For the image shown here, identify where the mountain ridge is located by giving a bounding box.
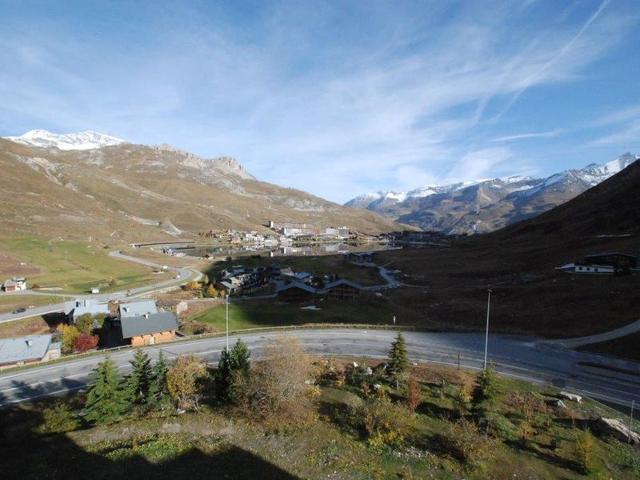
[346,153,638,234]
[0,133,399,242]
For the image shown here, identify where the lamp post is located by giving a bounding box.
[483,289,492,371]
[225,293,230,351]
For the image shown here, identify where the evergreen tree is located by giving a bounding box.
[84,358,125,424]
[121,350,153,409]
[148,351,170,406]
[216,339,251,401]
[471,364,499,422]
[388,332,409,387]
[229,338,251,374]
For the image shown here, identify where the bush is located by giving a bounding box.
[437,418,496,468]
[74,333,99,353]
[406,376,422,412]
[166,355,208,411]
[57,324,81,354]
[236,336,318,427]
[36,402,80,434]
[573,429,596,474]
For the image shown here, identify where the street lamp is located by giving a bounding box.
[225,293,230,351]
[483,288,492,371]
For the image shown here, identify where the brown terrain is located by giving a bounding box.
[0,139,398,243]
[377,159,640,339]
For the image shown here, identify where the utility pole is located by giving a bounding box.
[483,289,492,371]
[629,400,636,444]
[225,293,230,351]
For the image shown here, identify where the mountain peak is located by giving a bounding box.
[4,129,126,150]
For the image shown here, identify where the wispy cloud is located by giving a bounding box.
[589,120,640,146]
[0,0,637,202]
[492,129,564,142]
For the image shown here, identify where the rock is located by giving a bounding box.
[556,400,567,409]
[365,367,373,375]
[593,417,640,445]
[559,391,582,403]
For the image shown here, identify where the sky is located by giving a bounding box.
[0,0,639,203]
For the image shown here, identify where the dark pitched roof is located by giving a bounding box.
[120,312,178,339]
[324,279,363,290]
[276,282,318,294]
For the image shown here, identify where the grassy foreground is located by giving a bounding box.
[2,361,638,480]
[186,298,407,332]
[0,237,164,293]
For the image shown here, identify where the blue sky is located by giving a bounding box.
[1,0,639,202]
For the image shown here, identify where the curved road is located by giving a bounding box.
[0,251,201,324]
[1,329,639,408]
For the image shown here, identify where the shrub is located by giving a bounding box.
[166,355,208,411]
[57,324,81,354]
[573,429,596,474]
[237,336,317,427]
[406,376,422,412]
[75,313,95,335]
[437,418,496,468]
[74,333,99,353]
[37,402,80,434]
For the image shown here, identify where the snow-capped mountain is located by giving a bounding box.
[4,129,126,150]
[345,153,639,234]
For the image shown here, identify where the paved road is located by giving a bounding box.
[1,329,639,408]
[545,318,640,349]
[0,252,201,324]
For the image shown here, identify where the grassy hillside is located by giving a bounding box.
[0,236,161,293]
[0,139,398,242]
[371,161,640,338]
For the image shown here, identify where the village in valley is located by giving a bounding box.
[0,218,408,370]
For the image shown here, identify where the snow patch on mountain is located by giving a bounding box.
[346,153,638,210]
[5,129,126,150]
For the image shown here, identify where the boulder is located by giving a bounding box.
[559,391,582,403]
[593,417,640,445]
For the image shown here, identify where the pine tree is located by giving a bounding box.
[84,358,125,424]
[388,332,409,387]
[229,338,251,374]
[471,364,499,422]
[121,350,153,410]
[216,339,251,401]
[148,351,169,406]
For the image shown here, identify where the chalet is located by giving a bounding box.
[276,282,317,303]
[64,299,111,323]
[120,300,158,318]
[583,252,637,274]
[0,335,61,369]
[2,277,27,292]
[120,311,178,347]
[557,252,638,276]
[324,279,363,300]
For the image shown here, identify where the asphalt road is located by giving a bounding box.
[1,329,639,408]
[0,251,200,324]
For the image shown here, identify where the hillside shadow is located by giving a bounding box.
[1,402,301,480]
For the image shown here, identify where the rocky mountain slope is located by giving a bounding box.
[0,131,398,242]
[346,153,638,234]
[375,156,640,338]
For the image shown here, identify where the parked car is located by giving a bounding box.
[12,307,26,314]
